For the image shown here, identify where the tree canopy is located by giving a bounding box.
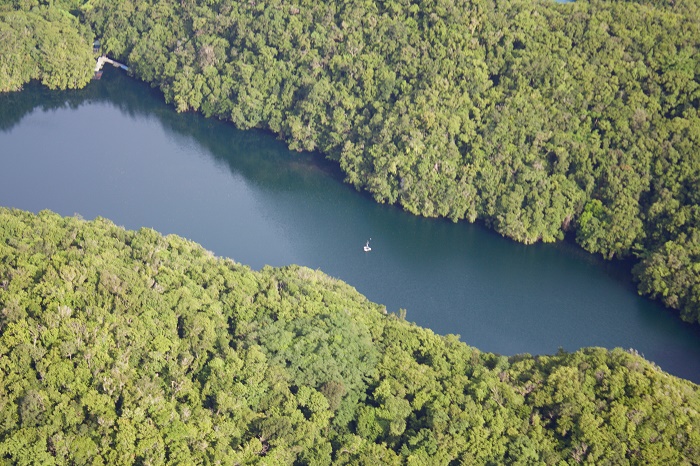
[0,207,699,464]
[0,1,94,92]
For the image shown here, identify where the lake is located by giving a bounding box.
[1,69,699,382]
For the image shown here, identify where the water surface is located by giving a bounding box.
[1,70,698,382]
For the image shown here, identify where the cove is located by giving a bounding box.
[1,70,699,383]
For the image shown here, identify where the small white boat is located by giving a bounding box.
[364,239,371,252]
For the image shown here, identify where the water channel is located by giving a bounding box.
[1,70,698,382]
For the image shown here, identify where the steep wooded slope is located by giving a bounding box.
[1,208,698,464]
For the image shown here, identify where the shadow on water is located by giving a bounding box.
[2,69,699,383]
[1,73,346,192]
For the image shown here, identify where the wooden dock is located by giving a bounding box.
[93,56,129,79]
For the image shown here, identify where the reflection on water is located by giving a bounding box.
[1,70,699,383]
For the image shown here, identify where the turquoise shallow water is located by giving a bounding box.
[1,70,698,382]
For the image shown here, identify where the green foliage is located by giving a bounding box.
[634,229,700,323]
[0,3,94,92]
[0,207,698,464]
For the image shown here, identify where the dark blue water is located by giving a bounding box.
[1,70,698,382]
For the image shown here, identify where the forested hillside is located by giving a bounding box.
[0,1,93,92]
[1,0,699,324]
[0,207,698,464]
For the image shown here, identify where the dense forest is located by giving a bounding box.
[0,207,698,464]
[1,0,699,324]
[0,1,93,92]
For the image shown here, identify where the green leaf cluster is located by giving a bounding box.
[0,2,94,92]
[1,207,698,464]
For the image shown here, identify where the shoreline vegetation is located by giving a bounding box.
[0,207,698,463]
[1,0,699,327]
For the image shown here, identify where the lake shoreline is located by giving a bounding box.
[2,70,699,382]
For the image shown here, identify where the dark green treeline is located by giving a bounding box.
[1,0,699,323]
[0,207,699,464]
